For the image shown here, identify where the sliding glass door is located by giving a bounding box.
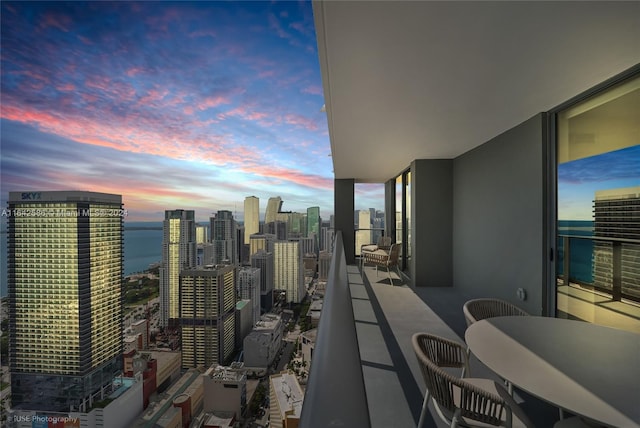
[555,73,639,332]
[395,170,411,273]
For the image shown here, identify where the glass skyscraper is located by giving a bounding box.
[160,209,196,328]
[7,191,124,412]
[244,196,259,245]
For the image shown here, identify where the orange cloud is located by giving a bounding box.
[2,104,331,190]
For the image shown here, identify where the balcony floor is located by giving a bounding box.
[352,263,562,428]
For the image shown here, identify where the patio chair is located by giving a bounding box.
[462,298,529,383]
[412,332,535,428]
[363,243,401,285]
[463,298,529,327]
[360,235,392,268]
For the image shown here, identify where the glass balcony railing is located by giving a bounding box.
[557,235,640,302]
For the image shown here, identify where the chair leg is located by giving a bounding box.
[450,409,461,428]
[417,391,430,428]
[462,347,471,377]
[388,267,394,285]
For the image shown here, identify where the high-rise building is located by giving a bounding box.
[160,209,196,328]
[7,191,124,411]
[249,233,276,257]
[244,196,259,245]
[307,206,320,238]
[321,220,334,252]
[274,241,305,304]
[251,250,274,312]
[318,250,332,282]
[592,187,640,299]
[265,197,283,224]
[211,210,237,265]
[266,220,288,241]
[179,265,236,369]
[238,267,261,326]
[307,206,321,253]
[355,210,372,256]
[288,212,305,237]
[196,225,209,244]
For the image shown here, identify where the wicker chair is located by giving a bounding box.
[360,235,392,268]
[462,298,529,382]
[463,298,529,328]
[412,332,534,428]
[363,243,401,285]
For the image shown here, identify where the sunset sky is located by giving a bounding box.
[0,1,367,222]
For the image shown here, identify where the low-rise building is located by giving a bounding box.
[7,375,143,428]
[243,314,284,368]
[306,300,322,328]
[203,362,247,418]
[269,372,304,428]
[201,411,236,428]
[300,329,317,372]
[134,369,203,428]
[235,299,253,350]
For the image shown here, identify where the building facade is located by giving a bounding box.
[237,267,261,326]
[244,196,260,245]
[251,249,275,312]
[274,241,305,304]
[202,363,247,418]
[160,209,196,328]
[269,372,304,428]
[265,197,283,224]
[7,191,124,412]
[210,210,237,265]
[249,233,276,257]
[592,186,640,300]
[179,265,236,369]
[242,314,283,368]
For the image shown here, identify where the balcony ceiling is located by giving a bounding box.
[313,1,640,182]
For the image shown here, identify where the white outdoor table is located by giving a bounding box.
[465,316,640,428]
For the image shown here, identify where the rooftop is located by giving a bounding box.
[271,372,304,419]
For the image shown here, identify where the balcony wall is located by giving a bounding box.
[452,113,547,315]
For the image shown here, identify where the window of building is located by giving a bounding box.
[556,73,639,332]
[394,170,411,273]
[354,183,385,256]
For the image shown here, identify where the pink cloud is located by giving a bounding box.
[77,35,93,45]
[126,67,145,77]
[302,85,322,95]
[268,13,290,40]
[284,113,318,131]
[189,29,217,39]
[197,96,230,111]
[85,75,112,91]
[139,89,169,105]
[258,70,276,79]
[289,22,311,37]
[40,11,71,32]
[57,83,76,92]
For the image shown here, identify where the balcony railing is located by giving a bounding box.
[557,235,640,302]
[299,230,370,427]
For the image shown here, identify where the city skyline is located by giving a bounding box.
[0,1,360,222]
